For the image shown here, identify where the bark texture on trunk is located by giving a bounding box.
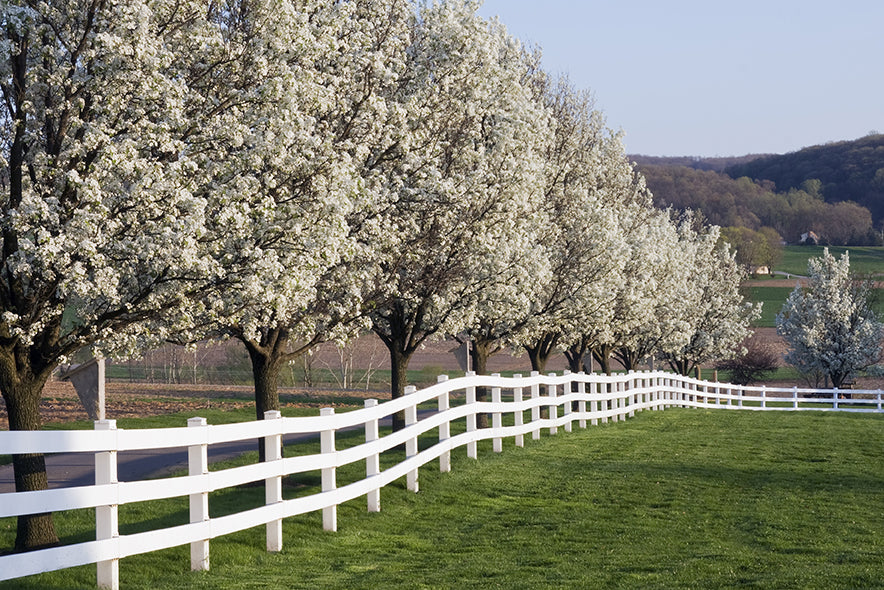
[615,348,641,372]
[239,326,315,462]
[470,338,500,428]
[0,349,60,551]
[388,344,410,432]
[524,332,559,374]
[591,344,614,375]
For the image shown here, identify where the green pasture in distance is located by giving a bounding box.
[746,286,793,327]
[746,285,884,328]
[776,245,884,277]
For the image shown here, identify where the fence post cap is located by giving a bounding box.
[264,410,281,420]
[94,419,117,430]
[320,407,335,416]
[187,417,206,427]
[364,398,378,407]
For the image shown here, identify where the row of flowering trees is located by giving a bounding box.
[0,0,756,550]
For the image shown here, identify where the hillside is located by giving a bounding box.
[636,163,876,245]
[630,154,770,173]
[724,133,884,223]
[632,135,884,246]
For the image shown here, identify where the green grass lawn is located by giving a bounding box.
[746,286,794,327]
[776,245,884,277]
[3,409,882,589]
[745,284,884,328]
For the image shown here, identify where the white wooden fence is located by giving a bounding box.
[1,370,882,588]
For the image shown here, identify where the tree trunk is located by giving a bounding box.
[591,344,614,375]
[668,357,693,377]
[563,339,590,406]
[470,338,497,428]
[0,358,60,551]
[241,331,287,463]
[372,301,427,433]
[564,337,590,374]
[524,332,559,374]
[615,347,641,372]
[247,347,283,420]
[388,344,411,432]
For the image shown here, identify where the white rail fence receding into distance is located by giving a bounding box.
[1,370,882,588]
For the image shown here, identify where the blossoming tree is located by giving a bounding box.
[518,80,635,374]
[776,248,884,388]
[366,1,551,428]
[663,214,760,376]
[0,0,300,550]
[198,0,412,435]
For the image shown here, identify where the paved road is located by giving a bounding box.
[0,432,317,493]
[0,412,427,493]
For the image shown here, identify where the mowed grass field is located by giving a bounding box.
[3,408,882,589]
[746,246,884,327]
[776,245,884,277]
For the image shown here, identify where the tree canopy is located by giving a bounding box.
[639,163,877,246]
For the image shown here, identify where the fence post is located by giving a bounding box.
[562,371,573,433]
[548,374,558,435]
[792,386,799,410]
[601,381,610,424]
[320,407,337,531]
[620,378,635,421]
[628,371,636,418]
[590,380,599,425]
[405,385,419,492]
[95,419,119,590]
[492,374,503,452]
[761,385,767,409]
[531,371,541,440]
[833,388,839,410]
[513,374,524,447]
[466,371,478,459]
[578,375,587,428]
[437,375,451,472]
[878,390,882,412]
[264,410,283,552]
[187,416,210,572]
[365,399,381,511]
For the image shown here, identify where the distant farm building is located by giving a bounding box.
[799,231,820,245]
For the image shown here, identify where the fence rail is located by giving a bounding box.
[1,370,881,588]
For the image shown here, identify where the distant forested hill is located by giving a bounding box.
[635,159,878,246]
[631,154,770,173]
[723,134,884,223]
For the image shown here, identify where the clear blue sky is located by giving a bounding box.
[477,0,883,157]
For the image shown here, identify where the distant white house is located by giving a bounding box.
[751,266,770,275]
